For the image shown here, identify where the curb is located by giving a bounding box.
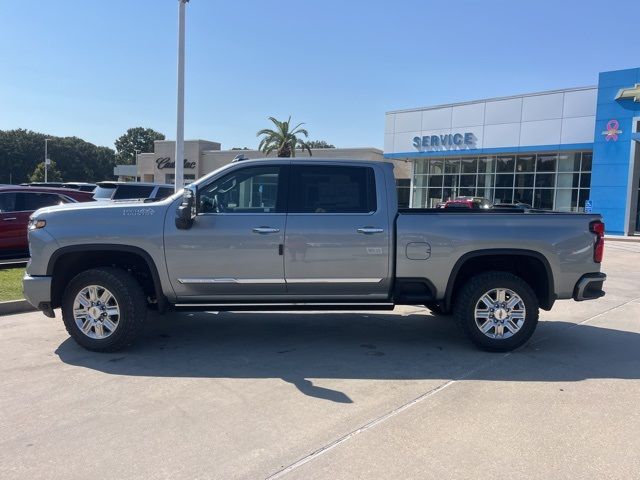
[605,235,640,243]
[0,299,36,316]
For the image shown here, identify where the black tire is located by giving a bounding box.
[62,267,147,352]
[454,271,539,352]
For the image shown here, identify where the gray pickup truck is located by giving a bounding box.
[23,159,606,352]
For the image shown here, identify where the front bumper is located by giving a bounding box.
[573,272,606,301]
[22,274,54,317]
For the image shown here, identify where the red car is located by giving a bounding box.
[444,196,492,209]
[0,186,94,257]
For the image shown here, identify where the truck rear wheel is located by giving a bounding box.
[61,267,147,352]
[454,271,539,351]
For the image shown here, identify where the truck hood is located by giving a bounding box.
[32,198,173,217]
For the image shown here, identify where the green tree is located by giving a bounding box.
[306,140,335,149]
[257,116,311,157]
[29,160,63,182]
[114,127,165,165]
[0,129,117,184]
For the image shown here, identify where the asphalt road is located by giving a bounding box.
[1,243,639,479]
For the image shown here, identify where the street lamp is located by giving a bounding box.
[44,138,52,182]
[174,0,189,191]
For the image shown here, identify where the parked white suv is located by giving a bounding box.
[92,182,175,202]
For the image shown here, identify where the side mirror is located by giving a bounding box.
[175,186,197,230]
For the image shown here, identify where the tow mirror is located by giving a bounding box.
[175,185,197,230]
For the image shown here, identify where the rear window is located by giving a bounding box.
[93,186,116,199]
[288,165,377,213]
[155,187,174,199]
[112,185,155,200]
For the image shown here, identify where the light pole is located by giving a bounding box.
[174,0,189,191]
[44,138,51,182]
[134,149,141,182]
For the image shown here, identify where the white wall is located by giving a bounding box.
[385,87,597,154]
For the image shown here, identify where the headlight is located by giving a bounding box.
[28,218,46,230]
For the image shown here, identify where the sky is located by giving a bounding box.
[1,0,638,151]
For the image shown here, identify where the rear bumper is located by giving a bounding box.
[22,274,54,317]
[573,272,606,301]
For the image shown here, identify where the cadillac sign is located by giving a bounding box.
[156,157,196,170]
[413,132,477,151]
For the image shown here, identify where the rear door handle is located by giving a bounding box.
[252,226,280,234]
[357,227,384,234]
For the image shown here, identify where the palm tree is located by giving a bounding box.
[256,116,312,157]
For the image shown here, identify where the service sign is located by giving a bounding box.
[413,132,478,152]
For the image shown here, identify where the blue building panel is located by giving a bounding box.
[590,68,640,235]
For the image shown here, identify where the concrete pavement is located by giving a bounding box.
[1,243,639,479]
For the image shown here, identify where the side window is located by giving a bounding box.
[156,187,174,199]
[0,193,17,213]
[22,192,65,211]
[199,166,282,214]
[289,165,377,213]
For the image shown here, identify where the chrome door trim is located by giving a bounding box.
[286,278,383,284]
[178,278,285,284]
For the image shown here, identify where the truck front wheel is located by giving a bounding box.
[454,271,539,351]
[61,267,147,352]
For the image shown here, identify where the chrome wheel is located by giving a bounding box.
[474,288,526,339]
[73,285,120,339]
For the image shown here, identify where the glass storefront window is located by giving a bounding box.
[461,158,478,173]
[536,154,557,172]
[478,156,495,173]
[516,155,535,172]
[415,160,429,175]
[558,153,580,172]
[460,174,476,188]
[494,189,513,204]
[429,175,443,187]
[535,173,555,188]
[514,188,533,205]
[429,160,444,175]
[445,158,460,174]
[555,189,573,211]
[412,188,427,208]
[414,175,429,188]
[409,151,591,211]
[515,174,534,188]
[534,189,554,209]
[496,174,514,188]
[496,155,515,173]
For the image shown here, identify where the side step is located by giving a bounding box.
[172,302,395,312]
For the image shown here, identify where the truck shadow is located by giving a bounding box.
[55,311,640,403]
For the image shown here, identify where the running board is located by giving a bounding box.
[172,302,395,312]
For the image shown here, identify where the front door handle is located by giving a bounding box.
[3,217,17,221]
[252,226,280,234]
[357,227,384,234]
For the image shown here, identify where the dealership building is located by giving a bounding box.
[384,67,640,235]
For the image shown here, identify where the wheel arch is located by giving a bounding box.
[443,249,556,312]
[47,244,167,312]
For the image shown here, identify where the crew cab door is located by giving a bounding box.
[164,165,288,299]
[284,164,391,299]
